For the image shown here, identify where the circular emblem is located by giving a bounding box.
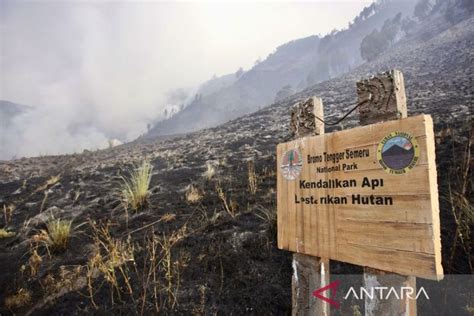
[377,131,419,174]
[281,148,303,180]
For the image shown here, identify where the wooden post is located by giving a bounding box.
[357,69,417,315]
[290,97,330,316]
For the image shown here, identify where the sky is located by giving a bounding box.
[0,0,372,159]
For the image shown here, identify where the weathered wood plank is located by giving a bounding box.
[357,69,407,125]
[292,254,330,316]
[337,220,435,254]
[277,113,442,278]
[358,69,418,316]
[336,196,433,223]
[289,97,331,316]
[337,243,436,277]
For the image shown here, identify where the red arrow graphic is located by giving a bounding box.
[312,280,341,309]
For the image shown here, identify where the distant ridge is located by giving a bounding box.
[145,0,416,139]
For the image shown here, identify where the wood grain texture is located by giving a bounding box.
[359,69,418,316]
[290,97,324,138]
[289,97,331,316]
[357,69,406,125]
[291,254,330,316]
[277,114,443,280]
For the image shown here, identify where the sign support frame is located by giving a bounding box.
[290,97,330,316]
[357,69,417,316]
[278,69,434,316]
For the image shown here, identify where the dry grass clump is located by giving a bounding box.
[45,218,72,252]
[198,207,221,227]
[3,203,15,225]
[87,222,135,306]
[86,223,188,311]
[157,227,188,309]
[161,213,177,223]
[28,248,43,277]
[185,185,203,204]
[4,288,31,310]
[203,163,216,180]
[230,198,238,215]
[215,183,235,218]
[255,205,277,238]
[140,226,188,313]
[40,266,85,301]
[247,160,258,195]
[445,128,473,273]
[0,228,15,239]
[121,161,153,211]
[40,191,49,213]
[159,234,178,308]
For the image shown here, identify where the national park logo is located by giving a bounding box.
[281,148,303,180]
[377,131,420,174]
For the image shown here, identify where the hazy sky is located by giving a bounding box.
[0,0,372,158]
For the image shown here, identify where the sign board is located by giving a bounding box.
[277,115,443,280]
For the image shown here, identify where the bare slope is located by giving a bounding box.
[146,0,416,138]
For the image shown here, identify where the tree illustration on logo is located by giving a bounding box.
[281,149,303,180]
[289,150,294,166]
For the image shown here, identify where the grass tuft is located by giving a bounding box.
[161,213,177,223]
[203,163,216,180]
[121,161,153,211]
[158,227,187,309]
[247,160,258,195]
[87,222,135,307]
[185,185,203,204]
[28,249,42,277]
[3,204,15,225]
[216,183,235,218]
[45,218,72,252]
[255,205,277,239]
[0,228,15,239]
[444,127,473,273]
[4,288,31,310]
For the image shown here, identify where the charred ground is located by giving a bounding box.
[0,13,473,316]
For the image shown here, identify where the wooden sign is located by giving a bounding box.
[277,114,443,280]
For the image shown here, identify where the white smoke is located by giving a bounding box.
[0,1,370,160]
[0,3,169,159]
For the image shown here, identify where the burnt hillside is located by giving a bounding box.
[145,0,417,138]
[0,11,473,316]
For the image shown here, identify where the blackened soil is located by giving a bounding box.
[0,14,473,316]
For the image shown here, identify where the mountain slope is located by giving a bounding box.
[0,4,472,315]
[146,0,416,138]
[0,100,31,118]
